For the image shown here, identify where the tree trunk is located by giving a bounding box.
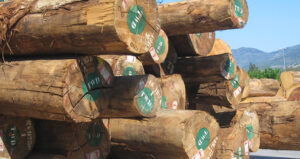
[34,119,110,159]
[1,0,160,56]
[138,29,169,65]
[0,116,35,159]
[240,101,300,150]
[207,39,232,56]
[100,55,145,76]
[159,74,186,110]
[108,109,219,159]
[280,71,300,92]
[174,53,237,84]
[170,32,215,57]
[158,0,248,36]
[246,78,280,97]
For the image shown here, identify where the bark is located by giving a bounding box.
[159,74,186,110]
[246,78,280,97]
[158,0,249,36]
[1,0,160,56]
[0,115,36,159]
[207,39,232,56]
[240,101,300,150]
[108,109,219,159]
[170,32,215,56]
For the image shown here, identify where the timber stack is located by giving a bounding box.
[6,0,298,158]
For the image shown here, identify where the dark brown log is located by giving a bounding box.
[246,78,280,97]
[26,152,66,159]
[34,119,110,159]
[0,116,35,159]
[174,53,237,84]
[207,39,232,56]
[240,101,300,150]
[170,32,215,57]
[158,0,249,36]
[108,110,219,159]
[159,74,186,110]
[1,0,160,56]
[100,55,145,76]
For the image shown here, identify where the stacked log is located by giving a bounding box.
[207,39,232,56]
[246,78,280,97]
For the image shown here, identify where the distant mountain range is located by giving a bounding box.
[232,44,300,70]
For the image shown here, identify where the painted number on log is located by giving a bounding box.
[86,123,102,147]
[235,0,244,17]
[232,146,244,159]
[138,87,155,114]
[5,125,19,147]
[154,35,166,55]
[123,67,136,76]
[86,150,101,159]
[195,33,202,38]
[0,130,4,151]
[160,96,168,109]
[246,124,254,140]
[222,59,235,79]
[82,72,101,101]
[127,5,146,34]
[195,127,210,150]
[231,74,239,89]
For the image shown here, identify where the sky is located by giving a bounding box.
[162,0,300,52]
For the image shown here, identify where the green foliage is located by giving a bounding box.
[247,63,281,80]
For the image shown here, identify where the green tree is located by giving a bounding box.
[247,63,281,80]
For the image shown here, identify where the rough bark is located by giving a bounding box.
[0,116,35,159]
[240,101,300,150]
[34,119,110,159]
[108,109,219,159]
[174,53,237,84]
[1,0,160,56]
[100,55,145,76]
[246,78,280,97]
[170,32,215,57]
[159,74,186,110]
[158,0,249,36]
[280,71,300,92]
[207,39,232,56]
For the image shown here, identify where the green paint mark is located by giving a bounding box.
[246,124,254,140]
[234,146,244,159]
[195,127,210,150]
[160,96,168,109]
[82,72,101,101]
[195,33,202,38]
[123,67,136,76]
[127,5,146,35]
[137,87,155,114]
[235,0,244,17]
[86,123,102,147]
[154,35,166,55]
[5,125,19,147]
[223,59,235,78]
[231,74,239,89]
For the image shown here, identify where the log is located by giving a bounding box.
[207,39,232,56]
[287,84,300,101]
[240,101,300,150]
[27,153,66,159]
[34,119,110,159]
[280,71,300,91]
[159,74,186,109]
[238,67,250,99]
[0,116,35,159]
[241,96,287,103]
[100,55,145,76]
[174,53,237,84]
[158,0,249,36]
[108,109,219,159]
[246,78,280,97]
[170,32,215,57]
[138,29,169,65]
[1,0,160,56]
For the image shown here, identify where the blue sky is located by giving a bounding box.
[162,0,300,52]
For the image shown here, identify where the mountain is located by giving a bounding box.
[232,44,300,70]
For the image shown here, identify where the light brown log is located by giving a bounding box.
[280,71,300,92]
[100,55,145,76]
[108,109,219,159]
[138,29,169,65]
[159,74,186,110]
[241,96,287,103]
[246,78,280,97]
[158,0,249,36]
[238,67,250,99]
[35,119,110,159]
[240,101,300,150]
[207,39,232,56]
[26,152,66,159]
[1,0,160,56]
[170,32,215,57]
[174,53,237,84]
[287,84,300,101]
[0,116,35,159]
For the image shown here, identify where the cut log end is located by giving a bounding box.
[230,0,249,28]
[207,39,232,56]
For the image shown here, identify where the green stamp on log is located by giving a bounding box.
[138,87,155,114]
[223,59,235,79]
[123,67,136,76]
[86,123,102,147]
[246,124,254,140]
[160,96,168,109]
[82,72,101,101]
[234,146,244,159]
[154,35,166,55]
[5,125,19,147]
[195,33,202,38]
[127,5,146,35]
[235,0,244,17]
[195,127,210,150]
[231,74,239,89]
